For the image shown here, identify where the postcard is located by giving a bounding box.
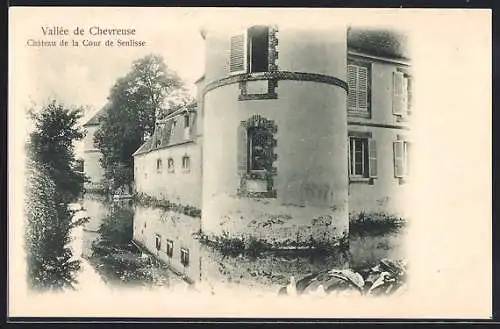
[8,7,492,319]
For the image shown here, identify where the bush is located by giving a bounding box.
[133,192,201,218]
[349,212,406,236]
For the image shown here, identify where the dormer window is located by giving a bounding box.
[183,113,190,140]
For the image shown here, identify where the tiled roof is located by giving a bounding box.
[83,103,110,127]
[132,108,197,157]
[348,27,410,61]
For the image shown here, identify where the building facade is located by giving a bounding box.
[82,104,108,190]
[131,25,412,269]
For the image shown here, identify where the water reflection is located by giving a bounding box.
[78,193,404,293]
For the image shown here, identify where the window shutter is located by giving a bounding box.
[404,141,411,176]
[407,77,413,115]
[368,138,377,178]
[347,65,358,111]
[347,137,352,176]
[230,34,246,73]
[392,71,404,116]
[237,125,248,175]
[402,76,409,116]
[358,66,368,111]
[393,140,404,178]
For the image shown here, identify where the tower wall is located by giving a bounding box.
[201,26,349,246]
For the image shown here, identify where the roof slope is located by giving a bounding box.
[348,27,410,61]
[133,108,197,157]
[83,103,110,127]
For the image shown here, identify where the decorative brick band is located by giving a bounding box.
[238,79,279,101]
[268,25,279,72]
[203,71,348,97]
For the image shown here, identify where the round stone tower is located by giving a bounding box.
[200,24,349,247]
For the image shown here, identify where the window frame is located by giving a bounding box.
[247,126,273,175]
[156,158,163,172]
[348,137,369,178]
[180,248,190,267]
[166,239,174,257]
[347,58,372,118]
[167,157,175,173]
[247,25,270,74]
[182,155,191,172]
[155,234,161,251]
[393,67,413,120]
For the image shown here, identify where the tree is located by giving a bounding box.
[94,54,194,191]
[25,100,88,291]
[28,100,87,204]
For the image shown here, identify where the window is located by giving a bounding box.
[394,140,411,178]
[230,26,270,74]
[182,155,190,171]
[237,115,278,198]
[347,61,370,116]
[248,127,273,172]
[349,137,368,177]
[167,158,174,173]
[155,234,161,251]
[155,123,163,147]
[180,248,189,267]
[393,70,413,117]
[156,159,162,171]
[166,239,173,257]
[247,26,269,73]
[183,114,190,140]
[348,135,377,179]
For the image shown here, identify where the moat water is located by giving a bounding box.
[71,193,406,294]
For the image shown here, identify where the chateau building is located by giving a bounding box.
[131,25,412,250]
[83,25,412,276]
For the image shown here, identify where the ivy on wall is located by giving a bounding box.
[133,192,201,218]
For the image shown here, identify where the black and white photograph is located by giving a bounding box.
[8,7,491,319]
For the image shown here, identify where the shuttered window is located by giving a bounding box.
[347,64,369,113]
[248,26,269,73]
[166,239,173,257]
[368,138,377,178]
[348,136,377,179]
[394,140,410,178]
[349,137,368,178]
[393,71,412,117]
[180,248,190,267]
[230,34,246,74]
[230,26,270,74]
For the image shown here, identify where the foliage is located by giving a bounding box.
[28,100,87,203]
[134,192,201,218]
[94,54,194,190]
[25,100,89,291]
[349,212,406,236]
[89,204,171,286]
[97,206,134,246]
